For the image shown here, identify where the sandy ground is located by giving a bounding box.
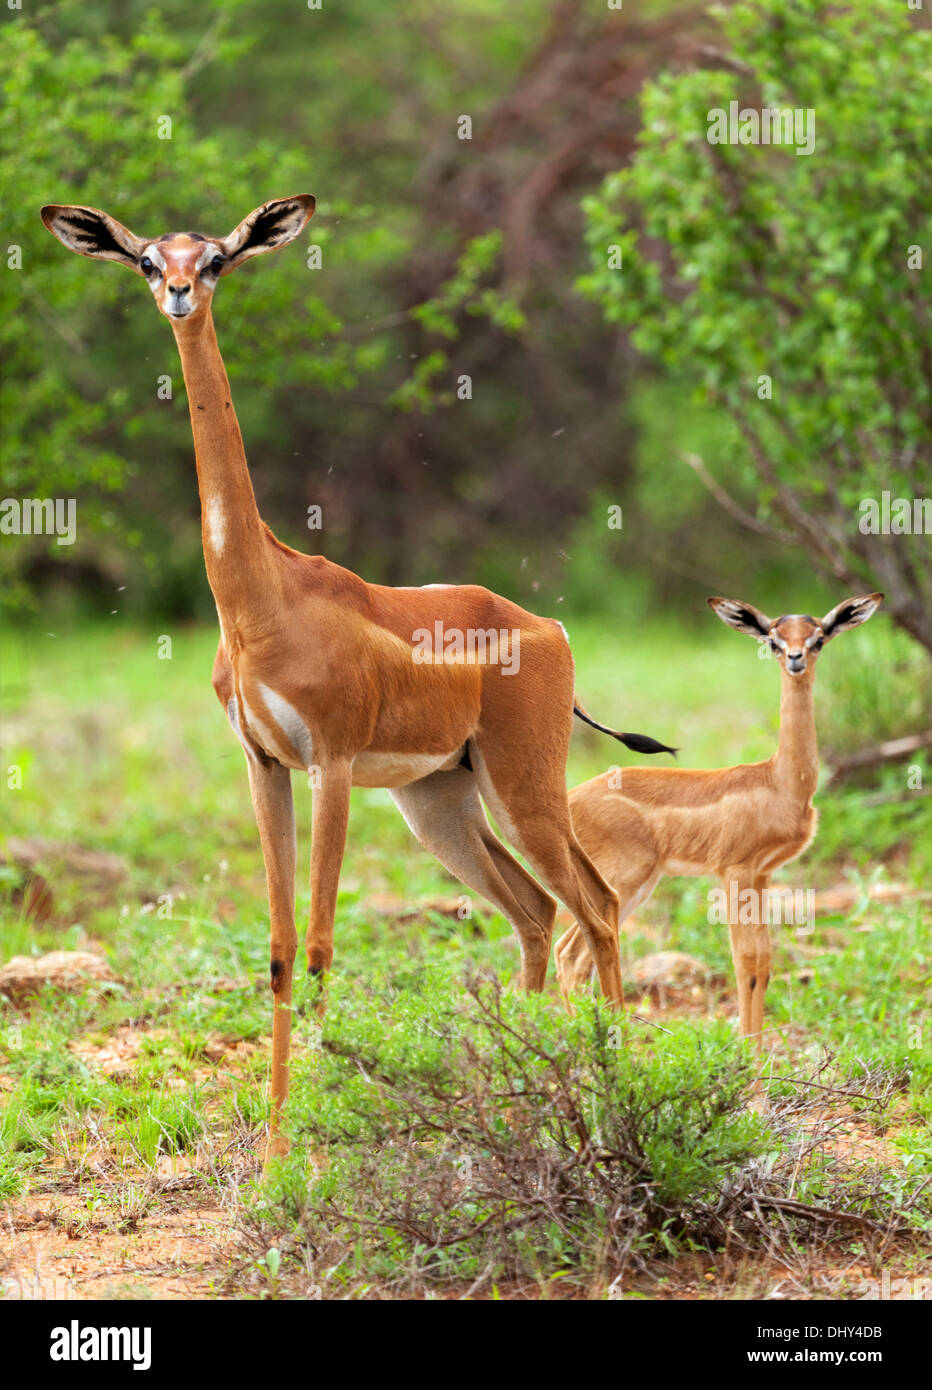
[3,1182,235,1300]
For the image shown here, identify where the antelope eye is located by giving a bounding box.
[140,256,155,275]
[210,255,224,274]
[812,637,823,651]
[769,638,779,652]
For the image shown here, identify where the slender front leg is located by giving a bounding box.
[246,757,297,1163]
[748,874,773,1048]
[723,868,772,1052]
[305,758,352,999]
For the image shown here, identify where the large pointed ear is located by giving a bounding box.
[218,195,315,272]
[707,596,773,638]
[40,204,147,270]
[820,592,884,641]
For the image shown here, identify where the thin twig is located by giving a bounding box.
[683,453,796,543]
[630,1012,674,1035]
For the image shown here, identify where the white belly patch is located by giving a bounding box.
[352,749,459,788]
[228,680,461,787]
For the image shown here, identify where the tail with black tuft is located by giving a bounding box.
[573,700,678,757]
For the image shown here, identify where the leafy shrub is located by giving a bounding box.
[248,972,766,1292]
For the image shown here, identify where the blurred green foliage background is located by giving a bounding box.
[1,0,929,661]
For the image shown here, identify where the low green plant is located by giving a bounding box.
[247,973,767,1293]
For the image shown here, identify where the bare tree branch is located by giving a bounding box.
[683,453,796,543]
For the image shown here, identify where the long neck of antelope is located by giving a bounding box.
[773,668,819,801]
[171,310,278,622]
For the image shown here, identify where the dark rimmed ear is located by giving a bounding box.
[40,205,147,270]
[219,195,315,273]
[707,596,773,638]
[820,592,884,640]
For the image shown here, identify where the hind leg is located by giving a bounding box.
[471,744,624,1005]
[391,764,557,990]
[555,871,660,1001]
[553,918,596,996]
[555,793,660,1000]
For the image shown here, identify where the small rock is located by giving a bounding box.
[631,951,709,989]
[0,950,118,1004]
[366,893,469,923]
[4,838,127,883]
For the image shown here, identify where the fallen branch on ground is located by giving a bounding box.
[825,730,932,788]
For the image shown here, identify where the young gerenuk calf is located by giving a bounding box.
[556,594,884,1049]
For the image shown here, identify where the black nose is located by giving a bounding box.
[788,650,802,659]
[168,282,190,295]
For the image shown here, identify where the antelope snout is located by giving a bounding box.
[163,282,195,319]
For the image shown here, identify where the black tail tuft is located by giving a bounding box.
[618,730,679,756]
[573,703,678,757]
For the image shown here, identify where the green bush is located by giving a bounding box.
[580,0,932,656]
[250,972,767,1291]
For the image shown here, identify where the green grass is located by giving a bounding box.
[0,612,929,1295]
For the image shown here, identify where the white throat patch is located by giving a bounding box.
[205,496,226,554]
